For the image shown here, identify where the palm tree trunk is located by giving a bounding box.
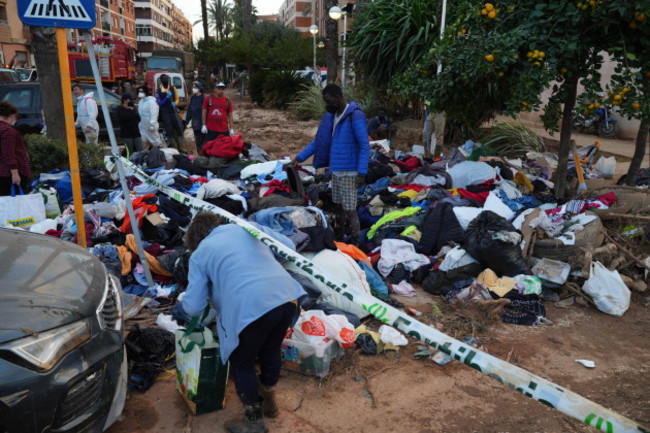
[554,76,579,199]
[325,0,339,84]
[625,76,650,186]
[242,0,252,33]
[31,27,66,141]
[201,0,209,42]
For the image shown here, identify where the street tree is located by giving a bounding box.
[394,0,629,197]
[324,0,339,84]
[595,2,650,186]
[30,27,66,141]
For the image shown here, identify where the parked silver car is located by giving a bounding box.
[0,228,127,432]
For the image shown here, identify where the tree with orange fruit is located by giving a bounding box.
[393,0,637,197]
[591,2,650,186]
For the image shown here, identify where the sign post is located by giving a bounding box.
[18,0,98,248]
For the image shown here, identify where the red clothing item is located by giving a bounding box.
[0,121,31,178]
[121,194,158,233]
[457,189,489,204]
[262,179,290,197]
[392,156,420,172]
[202,95,232,132]
[595,192,618,207]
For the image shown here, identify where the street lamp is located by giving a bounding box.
[309,24,318,80]
[329,5,347,86]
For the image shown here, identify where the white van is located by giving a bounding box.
[154,72,188,109]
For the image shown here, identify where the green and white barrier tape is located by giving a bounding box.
[119,156,647,433]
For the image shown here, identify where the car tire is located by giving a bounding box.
[532,211,604,262]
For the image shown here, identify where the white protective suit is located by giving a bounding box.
[138,96,161,146]
[75,92,99,143]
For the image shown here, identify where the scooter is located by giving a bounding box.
[572,104,617,138]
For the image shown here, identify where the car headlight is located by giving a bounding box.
[3,320,91,371]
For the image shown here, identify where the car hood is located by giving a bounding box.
[0,229,106,344]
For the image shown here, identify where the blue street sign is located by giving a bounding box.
[18,0,96,29]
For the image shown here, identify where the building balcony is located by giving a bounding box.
[100,0,109,8]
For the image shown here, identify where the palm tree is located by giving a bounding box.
[242,0,252,33]
[201,0,209,43]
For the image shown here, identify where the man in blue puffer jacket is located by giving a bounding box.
[291,84,370,243]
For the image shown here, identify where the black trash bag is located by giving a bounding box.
[464,211,530,277]
[79,167,112,195]
[355,333,378,355]
[125,325,175,391]
[145,148,167,169]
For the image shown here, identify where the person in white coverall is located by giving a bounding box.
[136,86,161,148]
[73,84,99,144]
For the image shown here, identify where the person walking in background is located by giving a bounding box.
[117,93,143,156]
[181,213,306,433]
[0,102,32,196]
[424,110,446,154]
[184,81,207,155]
[137,86,161,148]
[201,82,235,142]
[72,84,99,144]
[156,74,183,150]
[291,84,370,244]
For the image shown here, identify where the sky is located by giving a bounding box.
[174,0,285,37]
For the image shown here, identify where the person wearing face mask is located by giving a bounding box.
[291,84,369,244]
[0,101,32,196]
[137,86,161,148]
[184,81,207,154]
[117,93,143,156]
[367,108,397,141]
[156,74,184,150]
[201,82,235,142]
[72,83,99,144]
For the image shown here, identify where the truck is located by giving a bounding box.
[68,37,136,90]
[146,50,194,81]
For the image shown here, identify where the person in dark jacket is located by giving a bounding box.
[184,81,206,154]
[117,93,143,155]
[156,74,183,150]
[291,84,370,243]
[367,108,397,140]
[0,101,31,195]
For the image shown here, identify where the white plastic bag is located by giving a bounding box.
[582,261,630,316]
[594,156,616,179]
[378,325,408,346]
[292,310,355,348]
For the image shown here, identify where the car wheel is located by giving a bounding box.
[532,211,604,262]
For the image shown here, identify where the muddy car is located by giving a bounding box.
[0,228,127,432]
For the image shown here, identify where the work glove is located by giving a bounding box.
[229,128,235,136]
[201,125,208,134]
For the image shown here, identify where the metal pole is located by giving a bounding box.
[341,12,347,87]
[313,32,317,78]
[56,28,87,248]
[437,0,448,75]
[83,32,155,289]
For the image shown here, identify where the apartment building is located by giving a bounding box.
[0,0,33,67]
[135,0,191,57]
[279,0,312,36]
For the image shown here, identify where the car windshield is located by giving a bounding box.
[0,88,33,108]
[0,71,19,82]
[72,87,119,108]
[147,57,179,71]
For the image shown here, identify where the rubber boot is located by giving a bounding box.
[258,383,279,418]
[224,402,268,433]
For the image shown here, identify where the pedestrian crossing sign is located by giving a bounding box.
[18,0,96,29]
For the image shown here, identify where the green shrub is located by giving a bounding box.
[248,71,270,105]
[290,83,325,120]
[478,120,545,158]
[262,71,309,110]
[25,133,108,177]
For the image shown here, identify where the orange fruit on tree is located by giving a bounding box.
[539,52,545,59]
[485,3,494,12]
[614,94,622,101]
[582,109,589,115]
[481,8,488,15]
[623,87,629,93]
[588,104,594,109]
[632,102,641,110]
[581,4,588,10]
[635,12,645,21]
[498,71,504,77]
[488,10,497,19]
[485,54,495,62]
[594,102,601,108]
[561,67,568,74]
[630,21,637,29]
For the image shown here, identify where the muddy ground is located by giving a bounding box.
[108,91,650,433]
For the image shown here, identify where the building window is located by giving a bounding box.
[0,5,7,23]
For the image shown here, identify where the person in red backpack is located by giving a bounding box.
[201,82,235,142]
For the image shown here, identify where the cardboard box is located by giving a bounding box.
[141,211,164,240]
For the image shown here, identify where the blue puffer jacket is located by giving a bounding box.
[296,101,370,175]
